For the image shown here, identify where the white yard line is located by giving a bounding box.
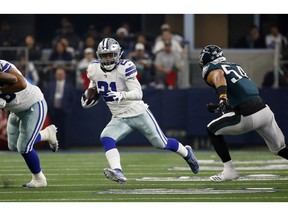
[1,196,288,202]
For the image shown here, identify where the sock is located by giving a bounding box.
[184,147,191,160]
[165,138,179,152]
[105,148,122,170]
[207,128,231,163]
[223,160,236,172]
[165,138,188,157]
[22,149,41,174]
[277,148,288,159]
[32,171,46,181]
[101,137,117,152]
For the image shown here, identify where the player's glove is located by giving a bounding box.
[81,95,98,109]
[218,97,229,113]
[107,91,126,103]
[207,103,220,113]
[0,98,6,109]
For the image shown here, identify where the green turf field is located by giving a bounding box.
[1,148,288,202]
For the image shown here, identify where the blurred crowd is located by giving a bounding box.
[0,18,188,92]
[1,18,288,93]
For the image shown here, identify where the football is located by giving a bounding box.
[84,87,100,102]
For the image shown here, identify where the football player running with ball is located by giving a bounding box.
[0,59,59,188]
[199,45,288,182]
[81,38,199,184]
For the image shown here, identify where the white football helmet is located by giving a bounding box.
[96,38,123,71]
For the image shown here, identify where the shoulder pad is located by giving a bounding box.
[118,59,137,78]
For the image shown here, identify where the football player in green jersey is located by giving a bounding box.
[200,45,288,182]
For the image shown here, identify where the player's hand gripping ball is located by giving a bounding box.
[81,87,100,108]
[84,87,100,102]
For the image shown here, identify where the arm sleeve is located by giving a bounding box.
[124,77,143,100]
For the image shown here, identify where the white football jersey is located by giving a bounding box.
[0,60,44,113]
[87,59,148,118]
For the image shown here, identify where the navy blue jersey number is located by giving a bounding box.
[97,81,117,101]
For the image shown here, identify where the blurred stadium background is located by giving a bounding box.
[0,14,287,151]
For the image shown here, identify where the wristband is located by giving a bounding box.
[217,85,227,99]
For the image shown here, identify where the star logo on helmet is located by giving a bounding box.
[111,45,118,50]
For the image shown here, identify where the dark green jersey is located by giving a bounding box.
[202,61,259,108]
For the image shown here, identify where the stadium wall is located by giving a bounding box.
[67,88,288,149]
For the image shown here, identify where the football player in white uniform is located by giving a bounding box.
[0,60,59,188]
[81,38,199,184]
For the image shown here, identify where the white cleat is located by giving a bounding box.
[22,178,47,188]
[103,168,127,184]
[209,171,239,182]
[44,124,59,152]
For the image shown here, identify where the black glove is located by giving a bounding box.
[207,103,220,113]
[218,98,229,113]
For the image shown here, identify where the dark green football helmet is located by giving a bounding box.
[199,45,226,68]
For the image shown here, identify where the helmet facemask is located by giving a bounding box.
[96,38,123,71]
[98,52,119,71]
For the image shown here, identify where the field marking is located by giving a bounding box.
[170,164,288,171]
[199,159,287,164]
[96,187,278,195]
[1,196,288,202]
[128,159,288,166]
[136,174,288,182]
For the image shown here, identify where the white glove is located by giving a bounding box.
[0,98,6,109]
[81,95,98,109]
[107,91,126,103]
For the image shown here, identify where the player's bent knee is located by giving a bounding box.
[18,148,28,154]
[7,144,17,152]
